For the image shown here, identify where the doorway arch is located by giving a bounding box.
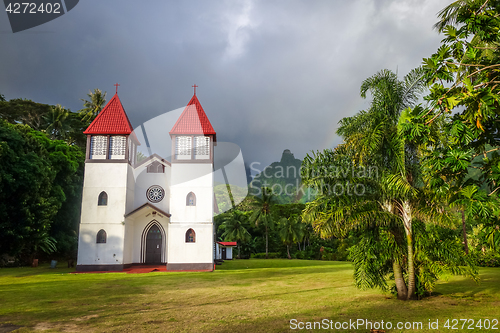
[140,220,166,264]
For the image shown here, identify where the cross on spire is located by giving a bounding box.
[114,83,120,94]
[192,84,198,95]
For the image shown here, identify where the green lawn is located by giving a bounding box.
[0,260,499,332]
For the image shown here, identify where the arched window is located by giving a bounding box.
[96,229,107,243]
[185,229,195,243]
[186,192,196,206]
[98,191,108,206]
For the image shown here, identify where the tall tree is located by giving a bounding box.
[0,98,52,130]
[278,215,304,259]
[249,187,275,259]
[302,69,471,300]
[405,0,500,253]
[0,120,84,263]
[79,88,107,123]
[219,211,251,258]
[44,104,71,140]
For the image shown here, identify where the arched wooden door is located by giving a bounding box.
[146,225,162,264]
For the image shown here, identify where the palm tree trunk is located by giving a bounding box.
[393,261,408,300]
[298,242,301,251]
[406,235,416,300]
[238,244,241,259]
[462,210,469,255]
[265,225,269,259]
[287,245,291,259]
[402,201,416,300]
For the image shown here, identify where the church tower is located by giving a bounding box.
[76,88,138,271]
[167,87,216,271]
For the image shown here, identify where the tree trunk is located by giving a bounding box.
[393,261,408,300]
[406,235,416,300]
[298,242,301,251]
[402,201,416,300]
[238,244,241,259]
[265,225,269,259]
[462,210,469,255]
[287,245,291,259]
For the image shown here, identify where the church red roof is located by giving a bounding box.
[169,94,216,140]
[83,93,134,135]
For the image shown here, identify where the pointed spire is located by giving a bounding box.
[83,93,134,135]
[169,91,216,140]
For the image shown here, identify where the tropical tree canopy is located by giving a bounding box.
[219,211,251,258]
[403,0,500,254]
[278,215,305,259]
[249,187,276,259]
[79,88,107,123]
[0,120,84,263]
[302,67,477,300]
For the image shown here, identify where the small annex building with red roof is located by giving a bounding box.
[216,241,237,260]
[76,87,217,272]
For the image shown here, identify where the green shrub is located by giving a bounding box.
[476,252,500,267]
[251,252,281,259]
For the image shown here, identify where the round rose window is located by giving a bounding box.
[146,185,164,203]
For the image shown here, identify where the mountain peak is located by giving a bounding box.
[280,149,296,164]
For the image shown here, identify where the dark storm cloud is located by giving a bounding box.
[0,0,450,169]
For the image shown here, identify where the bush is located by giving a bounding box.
[251,252,281,259]
[476,251,500,267]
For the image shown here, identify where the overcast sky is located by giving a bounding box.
[1,0,450,171]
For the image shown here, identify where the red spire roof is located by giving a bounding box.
[83,93,134,135]
[169,94,216,139]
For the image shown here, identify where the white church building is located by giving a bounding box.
[76,88,216,272]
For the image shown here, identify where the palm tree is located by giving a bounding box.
[79,88,107,123]
[249,187,275,259]
[220,211,251,258]
[44,104,71,140]
[279,215,304,259]
[303,69,428,299]
[343,69,427,299]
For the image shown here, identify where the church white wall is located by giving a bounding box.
[170,163,213,223]
[167,223,213,264]
[133,168,170,213]
[123,220,134,264]
[81,163,130,225]
[170,163,213,187]
[78,162,132,267]
[77,223,125,265]
[126,164,136,214]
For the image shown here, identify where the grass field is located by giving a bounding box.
[0,259,499,332]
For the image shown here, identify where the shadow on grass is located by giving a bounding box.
[216,259,350,270]
[432,267,500,299]
[0,265,76,277]
[200,288,500,333]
